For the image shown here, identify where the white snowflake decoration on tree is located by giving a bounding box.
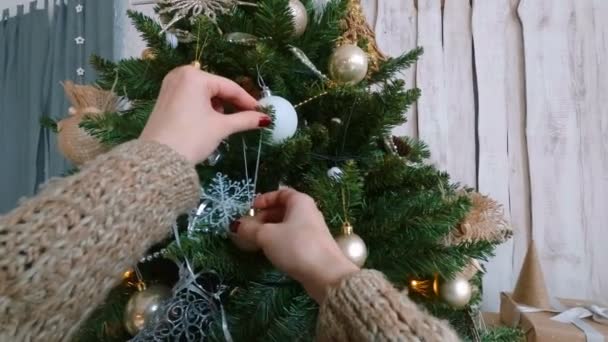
[158,0,240,29]
[189,173,253,236]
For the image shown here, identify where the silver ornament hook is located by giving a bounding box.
[256,64,272,98]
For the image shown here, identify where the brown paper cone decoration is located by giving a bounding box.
[57,81,120,165]
[445,192,513,246]
[512,241,552,310]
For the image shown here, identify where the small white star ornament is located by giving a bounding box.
[74,36,85,45]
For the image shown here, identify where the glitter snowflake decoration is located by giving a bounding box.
[158,0,239,27]
[189,173,253,236]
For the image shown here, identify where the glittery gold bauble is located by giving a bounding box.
[288,0,308,37]
[141,48,156,60]
[436,276,472,309]
[124,284,171,336]
[328,44,369,85]
[335,222,368,267]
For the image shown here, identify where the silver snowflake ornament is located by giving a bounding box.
[189,173,253,235]
[130,264,229,342]
[75,4,83,13]
[76,68,85,76]
[74,36,85,45]
[158,0,239,27]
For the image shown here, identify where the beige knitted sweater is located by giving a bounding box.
[0,140,459,342]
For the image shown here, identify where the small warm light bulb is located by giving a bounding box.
[411,280,419,288]
[123,270,133,279]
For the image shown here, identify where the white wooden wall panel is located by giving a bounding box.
[115,0,608,310]
[375,0,418,139]
[502,0,531,289]
[519,0,590,299]
[589,0,608,301]
[472,0,519,311]
[572,0,608,301]
[443,0,476,187]
[416,0,448,170]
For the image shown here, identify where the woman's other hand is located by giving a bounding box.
[230,189,359,303]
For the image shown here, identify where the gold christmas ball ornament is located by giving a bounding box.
[124,284,171,336]
[435,276,472,309]
[141,48,156,60]
[335,222,368,267]
[328,44,369,85]
[288,0,308,37]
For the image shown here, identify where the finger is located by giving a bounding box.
[229,216,263,252]
[254,207,285,223]
[222,110,269,135]
[206,74,258,110]
[211,98,224,113]
[254,188,300,209]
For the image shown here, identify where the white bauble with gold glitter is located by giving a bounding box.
[288,0,308,37]
[328,44,369,85]
[258,89,298,144]
[335,222,368,267]
[124,284,171,336]
[436,276,472,309]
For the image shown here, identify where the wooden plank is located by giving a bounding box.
[573,0,608,303]
[360,0,377,29]
[443,0,476,187]
[472,0,529,312]
[374,0,418,139]
[518,0,591,299]
[115,2,156,59]
[416,0,448,170]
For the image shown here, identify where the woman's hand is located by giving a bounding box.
[230,189,360,303]
[140,66,270,164]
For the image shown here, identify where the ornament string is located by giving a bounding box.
[241,133,264,209]
[340,186,350,226]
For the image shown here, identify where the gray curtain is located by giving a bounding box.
[0,0,114,213]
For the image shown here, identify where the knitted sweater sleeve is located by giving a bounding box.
[0,140,200,341]
[316,270,460,342]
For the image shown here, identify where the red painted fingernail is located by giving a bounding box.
[230,220,241,233]
[258,116,272,128]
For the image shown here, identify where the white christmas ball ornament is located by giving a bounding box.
[288,0,308,37]
[259,93,298,144]
[328,44,369,85]
[327,166,344,181]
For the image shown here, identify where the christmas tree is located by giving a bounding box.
[60,0,521,340]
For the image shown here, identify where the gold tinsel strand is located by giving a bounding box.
[337,0,386,71]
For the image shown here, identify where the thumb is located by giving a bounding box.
[229,216,263,252]
[222,111,270,136]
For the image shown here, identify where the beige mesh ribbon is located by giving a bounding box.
[57,82,122,165]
